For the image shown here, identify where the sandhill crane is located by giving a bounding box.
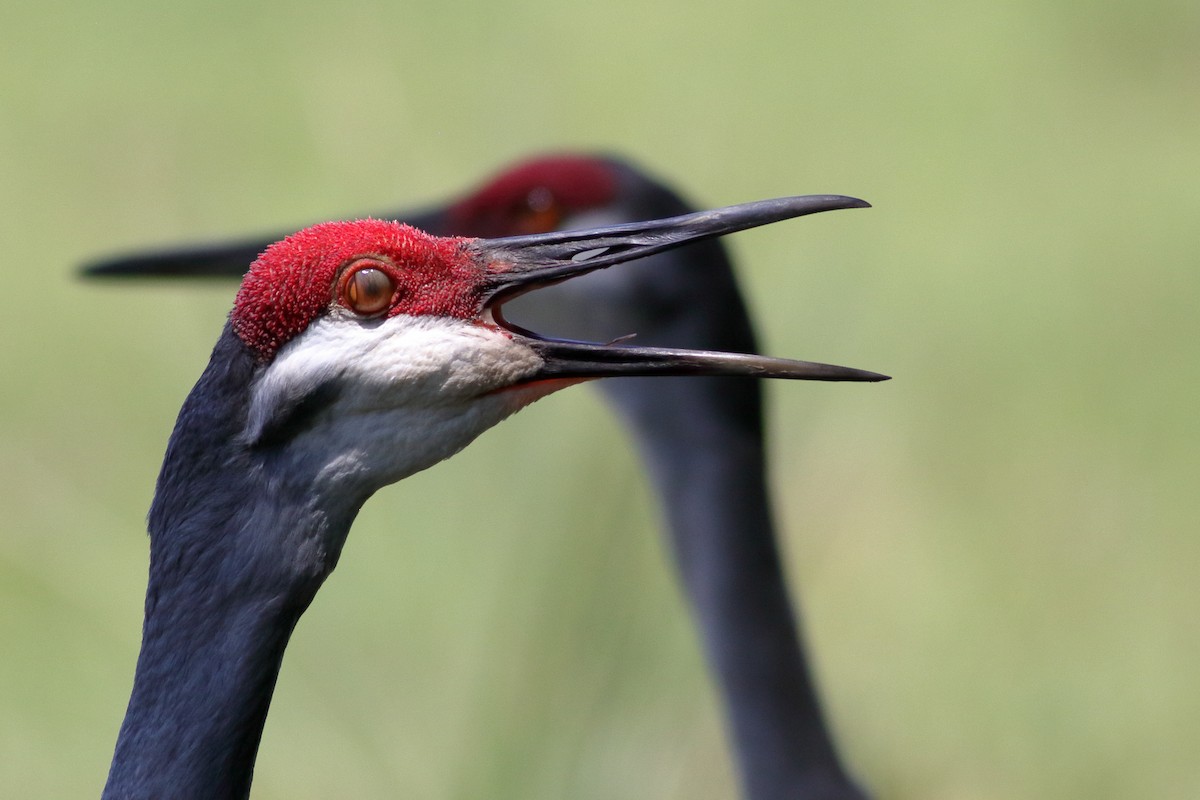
[89,162,882,799]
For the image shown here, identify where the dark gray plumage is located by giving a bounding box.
[88,155,874,799]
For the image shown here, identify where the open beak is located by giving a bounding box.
[83,192,887,383]
[472,195,889,383]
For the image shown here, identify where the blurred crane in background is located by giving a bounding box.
[87,156,880,800]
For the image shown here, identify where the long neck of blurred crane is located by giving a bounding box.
[607,374,858,799]
[104,327,345,800]
[569,175,863,798]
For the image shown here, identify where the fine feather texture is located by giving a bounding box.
[244,314,548,498]
[232,220,475,361]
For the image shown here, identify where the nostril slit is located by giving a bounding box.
[571,247,610,263]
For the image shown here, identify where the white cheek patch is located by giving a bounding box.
[244,315,550,499]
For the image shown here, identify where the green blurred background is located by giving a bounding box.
[2,1,1197,797]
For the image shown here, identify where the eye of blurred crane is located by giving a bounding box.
[513,186,563,234]
[340,260,396,316]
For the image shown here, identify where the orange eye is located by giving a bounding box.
[513,186,562,234]
[342,262,396,316]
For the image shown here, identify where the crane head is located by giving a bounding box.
[441,154,619,237]
[230,196,886,492]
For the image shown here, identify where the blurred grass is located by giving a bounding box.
[2,1,1198,797]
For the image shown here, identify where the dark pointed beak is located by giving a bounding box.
[472,195,889,383]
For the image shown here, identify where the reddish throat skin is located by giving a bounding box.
[489,376,590,397]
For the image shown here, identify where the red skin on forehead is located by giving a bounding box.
[231,220,478,360]
[446,156,617,236]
